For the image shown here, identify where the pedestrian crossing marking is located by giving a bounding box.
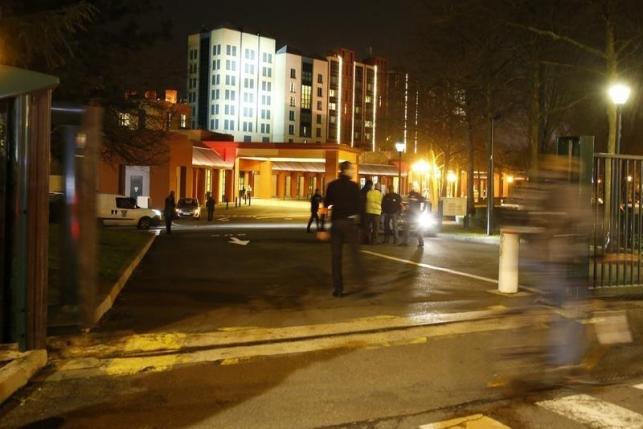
[419,414,510,429]
[536,393,643,428]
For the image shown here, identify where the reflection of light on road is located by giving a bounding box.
[173,222,308,230]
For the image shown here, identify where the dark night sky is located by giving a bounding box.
[152,0,426,87]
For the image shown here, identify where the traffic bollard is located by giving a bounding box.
[498,229,519,293]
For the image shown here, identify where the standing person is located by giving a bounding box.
[163,191,176,235]
[325,161,363,297]
[246,184,252,206]
[307,188,323,233]
[206,193,215,222]
[360,180,373,243]
[238,186,245,207]
[401,188,426,247]
[382,188,402,244]
[366,183,383,244]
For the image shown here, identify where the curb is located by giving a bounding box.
[436,233,500,245]
[92,232,157,324]
[0,349,47,404]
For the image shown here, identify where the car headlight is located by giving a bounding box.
[418,212,436,228]
[194,208,200,215]
[152,209,162,217]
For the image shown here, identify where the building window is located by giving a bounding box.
[329,89,336,98]
[214,118,219,129]
[180,114,187,128]
[289,110,295,121]
[317,74,323,84]
[317,87,322,97]
[229,105,235,115]
[317,100,322,111]
[224,119,229,130]
[210,119,214,129]
[214,104,219,114]
[365,120,373,128]
[290,68,296,78]
[316,114,321,124]
[226,45,231,55]
[301,85,312,110]
[316,128,321,137]
[365,95,372,103]
[230,119,235,130]
[118,112,132,127]
[266,124,270,133]
[290,81,296,93]
[288,124,295,135]
[244,135,252,142]
[224,105,229,115]
[328,102,336,111]
[232,46,237,56]
[289,96,296,107]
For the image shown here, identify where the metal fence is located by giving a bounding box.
[591,153,643,288]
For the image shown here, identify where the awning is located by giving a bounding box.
[272,161,325,173]
[192,147,233,169]
[359,163,407,177]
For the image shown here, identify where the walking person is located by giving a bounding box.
[366,183,383,244]
[382,188,402,244]
[164,191,176,235]
[246,184,252,206]
[401,188,426,247]
[325,161,363,297]
[206,193,215,221]
[307,188,323,233]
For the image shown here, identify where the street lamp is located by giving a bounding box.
[395,142,406,194]
[608,83,631,154]
[487,114,501,235]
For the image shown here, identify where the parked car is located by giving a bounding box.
[96,193,161,229]
[176,197,201,219]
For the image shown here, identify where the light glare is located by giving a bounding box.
[609,83,631,105]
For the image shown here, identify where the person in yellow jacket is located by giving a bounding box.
[365,183,383,244]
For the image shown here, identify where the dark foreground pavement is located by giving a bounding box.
[3,312,643,428]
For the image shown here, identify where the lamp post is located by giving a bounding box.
[487,114,500,236]
[608,83,631,154]
[395,142,406,194]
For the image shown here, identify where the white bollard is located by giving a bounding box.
[498,229,519,293]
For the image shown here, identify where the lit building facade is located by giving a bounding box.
[187,27,276,142]
[273,46,328,143]
[384,70,420,153]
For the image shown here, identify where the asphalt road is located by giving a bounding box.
[93,215,523,335]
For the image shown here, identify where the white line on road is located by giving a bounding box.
[536,394,643,428]
[634,383,643,390]
[362,250,498,285]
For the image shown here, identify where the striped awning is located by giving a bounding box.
[272,161,325,173]
[192,147,233,169]
[359,163,407,177]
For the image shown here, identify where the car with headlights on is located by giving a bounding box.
[176,197,201,219]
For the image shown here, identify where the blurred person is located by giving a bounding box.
[246,184,252,206]
[366,182,383,244]
[382,188,402,244]
[164,191,176,234]
[401,188,426,247]
[238,186,245,207]
[325,161,363,297]
[206,193,215,221]
[307,188,323,233]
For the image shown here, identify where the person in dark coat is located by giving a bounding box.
[324,161,364,297]
[307,188,323,233]
[164,191,176,234]
[206,193,215,221]
[382,190,402,244]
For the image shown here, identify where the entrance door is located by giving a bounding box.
[129,175,143,199]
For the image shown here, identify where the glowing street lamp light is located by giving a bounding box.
[446,171,457,183]
[506,175,514,184]
[609,83,631,154]
[609,83,631,105]
[412,159,430,173]
[395,142,406,193]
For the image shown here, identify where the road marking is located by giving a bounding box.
[536,394,643,428]
[229,237,250,246]
[634,383,643,390]
[419,414,509,428]
[48,310,544,380]
[362,250,498,285]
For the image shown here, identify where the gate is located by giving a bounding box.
[591,153,643,288]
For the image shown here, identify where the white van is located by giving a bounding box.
[97,193,162,229]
